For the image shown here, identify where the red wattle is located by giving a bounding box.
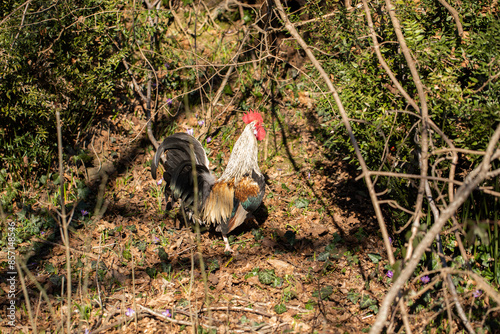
[256,126,266,141]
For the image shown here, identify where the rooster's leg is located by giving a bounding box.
[222,235,233,253]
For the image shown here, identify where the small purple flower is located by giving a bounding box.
[387,271,393,278]
[84,329,90,334]
[473,290,482,298]
[125,308,135,317]
[389,237,393,244]
[195,113,198,118]
[81,210,89,216]
[206,137,212,143]
[166,98,172,105]
[198,120,205,126]
[157,179,163,185]
[307,171,311,179]
[164,63,170,70]
[41,231,45,236]
[421,276,430,284]
[162,309,171,318]
[153,236,160,244]
[186,128,194,136]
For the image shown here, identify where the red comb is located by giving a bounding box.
[242,110,263,125]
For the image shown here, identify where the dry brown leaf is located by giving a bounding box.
[267,259,295,276]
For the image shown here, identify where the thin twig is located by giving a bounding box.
[31,238,99,259]
[16,256,37,334]
[356,170,500,197]
[370,124,500,334]
[198,306,273,317]
[470,71,500,94]
[56,111,72,334]
[209,30,251,121]
[425,178,475,333]
[9,1,30,51]
[137,304,217,328]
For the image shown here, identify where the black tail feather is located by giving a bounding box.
[170,161,214,209]
[151,133,214,211]
[152,133,208,179]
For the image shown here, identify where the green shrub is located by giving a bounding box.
[0,0,128,182]
[303,0,499,224]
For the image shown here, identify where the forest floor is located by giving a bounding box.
[1,107,401,333]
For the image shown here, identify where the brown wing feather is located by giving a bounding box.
[234,177,260,202]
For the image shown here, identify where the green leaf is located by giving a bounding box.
[244,267,259,279]
[359,295,377,309]
[258,269,283,287]
[49,275,63,287]
[274,303,287,314]
[347,291,360,304]
[157,247,169,262]
[178,298,189,307]
[252,228,264,241]
[223,84,233,95]
[146,267,157,278]
[243,11,252,24]
[325,233,342,251]
[208,259,220,272]
[122,249,132,261]
[305,300,315,310]
[284,230,297,246]
[294,198,309,208]
[258,269,275,285]
[317,251,330,262]
[45,262,56,274]
[283,288,293,302]
[126,225,137,232]
[312,286,333,300]
[367,253,382,264]
[281,183,292,192]
[161,262,172,274]
[135,241,147,252]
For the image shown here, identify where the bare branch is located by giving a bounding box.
[436,0,464,37]
[383,0,430,253]
[425,179,475,333]
[273,0,393,266]
[362,0,419,112]
[471,71,500,94]
[370,124,500,334]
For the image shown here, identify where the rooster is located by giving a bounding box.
[151,111,266,252]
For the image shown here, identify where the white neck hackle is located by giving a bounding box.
[220,121,262,182]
